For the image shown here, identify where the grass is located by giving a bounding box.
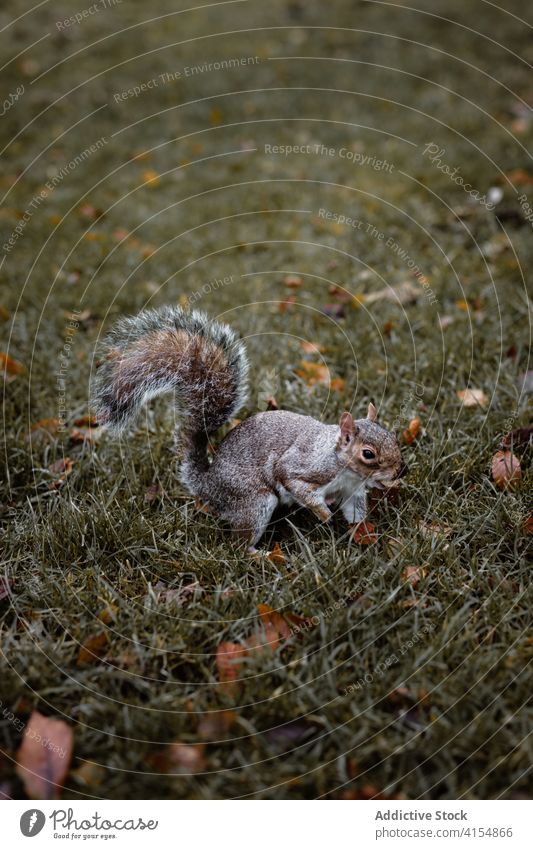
[0,0,531,800]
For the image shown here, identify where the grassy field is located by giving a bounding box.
[0,0,531,800]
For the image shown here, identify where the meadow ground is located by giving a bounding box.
[0,0,531,799]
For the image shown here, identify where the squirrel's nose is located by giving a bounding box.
[397,462,409,479]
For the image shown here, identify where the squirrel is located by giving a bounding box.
[91,305,408,551]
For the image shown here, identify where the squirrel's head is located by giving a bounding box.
[336,403,407,488]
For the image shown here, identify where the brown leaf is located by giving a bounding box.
[363,281,419,306]
[402,565,428,586]
[402,416,421,445]
[77,631,108,666]
[457,388,489,408]
[278,295,297,313]
[501,427,533,450]
[142,169,160,187]
[16,711,73,799]
[257,603,292,641]
[148,742,206,774]
[216,642,247,695]
[72,414,98,427]
[300,341,326,355]
[350,521,378,545]
[523,515,533,536]
[267,543,286,566]
[144,482,163,503]
[26,418,61,443]
[505,168,533,186]
[329,377,346,392]
[69,426,103,444]
[1,352,25,383]
[295,360,330,386]
[491,450,521,489]
[197,711,236,741]
[283,274,303,288]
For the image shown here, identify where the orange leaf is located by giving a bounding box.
[16,711,73,799]
[523,515,533,536]
[300,341,326,355]
[402,416,421,445]
[491,450,521,490]
[330,377,346,392]
[77,632,108,666]
[267,543,286,566]
[351,521,378,545]
[283,274,303,288]
[257,603,292,640]
[295,360,330,386]
[142,169,160,187]
[0,352,25,383]
[216,642,247,694]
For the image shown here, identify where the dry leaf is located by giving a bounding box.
[402,416,421,445]
[142,169,160,186]
[77,631,108,666]
[295,360,329,386]
[1,352,25,383]
[329,377,346,392]
[363,281,419,306]
[47,458,74,489]
[267,543,286,565]
[283,274,303,288]
[350,521,378,545]
[70,426,103,444]
[491,450,521,489]
[457,388,489,408]
[197,711,236,741]
[402,565,428,586]
[216,642,247,695]
[300,341,326,355]
[523,515,533,535]
[148,742,206,774]
[16,711,73,800]
[73,414,98,427]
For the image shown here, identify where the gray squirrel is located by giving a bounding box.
[91,306,407,551]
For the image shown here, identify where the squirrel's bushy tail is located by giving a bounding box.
[91,306,248,482]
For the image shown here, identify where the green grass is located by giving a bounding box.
[0,0,531,800]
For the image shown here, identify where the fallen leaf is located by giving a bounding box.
[148,742,206,774]
[77,632,108,666]
[47,458,74,489]
[457,388,489,408]
[350,521,378,545]
[283,274,303,288]
[0,306,11,321]
[209,106,224,125]
[142,169,160,186]
[26,418,61,442]
[257,603,292,641]
[73,414,98,428]
[216,642,247,695]
[523,515,533,535]
[16,711,73,800]
[402,416,421,445]
[491,450,521,489]
[0,352,25,383]
[501,427,533,450]
[300,341,326,355]
[262,717,322,751]
[97,605,117,625]
[383,320,395,336]
[329,377,346,392]
[295,360,329,386]
[70,426,103,444]
[402,565,428,586]
[197,711,236,741]
[505,168,533,186]
[278,295,297,313]
[144,482,163,503]
[363,281,419,306]
[267,543,286,566]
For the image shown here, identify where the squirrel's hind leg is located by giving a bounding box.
[230,492,279,551]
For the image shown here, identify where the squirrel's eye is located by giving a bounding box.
[362,449,376,460]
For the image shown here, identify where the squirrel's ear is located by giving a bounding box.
[339,411,356,443]
[367,402,378,422]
